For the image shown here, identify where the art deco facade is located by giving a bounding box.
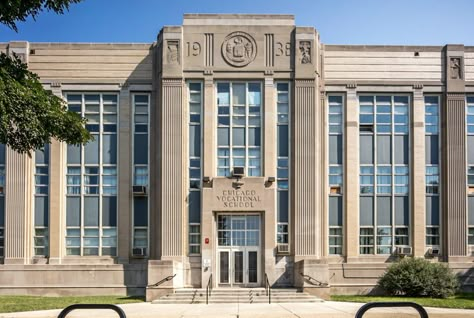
[0,14,473,299]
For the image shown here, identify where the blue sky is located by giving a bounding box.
[1,0,473,45]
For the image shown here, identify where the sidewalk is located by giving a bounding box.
[1,302,474,318]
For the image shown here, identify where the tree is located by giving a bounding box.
[1,0,83,32]
[0,0,90,154]
[0,53,91,154]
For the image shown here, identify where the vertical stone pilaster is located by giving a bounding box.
[4,149,33,264]
[412,88,426,257]
[48,86,64,264]
[48,139,64,264]
[293,27,322,260]
[150,27,186,262]
[117,86,131,262]
[293,79,318,258]
[344,87,359,260]
[442,45,467,258]
[160,79,186,260]
[202,77,215,178]
[263,77,276,177]
[4,41,33,264]
[320,89,328,258]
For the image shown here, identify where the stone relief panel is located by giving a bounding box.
[299,41,311,64]
[450,57,462,79]
[221,31,257,67]
[166,40,180,64]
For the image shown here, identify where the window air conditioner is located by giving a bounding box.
[132,247,147,257]
[428,247,441,256]
[132,185,147,195]
[232,167,245,178]
[277,243,290,255]
[396,246,412,256]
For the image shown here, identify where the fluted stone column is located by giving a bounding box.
[442,45,467,258]
[4,149,33,264]
[4,41,33,265]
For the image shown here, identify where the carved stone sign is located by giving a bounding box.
[216,189,262,208]
[299,41,311,64]
[450,57,462,79]
[221,31,257,67]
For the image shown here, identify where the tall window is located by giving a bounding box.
[277,83,290,246]
[425,96,440,247]
[65,93,118,256]
[34,144,49,256]
[467,96,474,246]
[359,95,410,255]
[132,93,149,256]
[188,83,202,255]
[217,82,262,177]
[0,144,5,258]
[328,95,343,255]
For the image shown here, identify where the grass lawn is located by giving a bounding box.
[331,293,474,310]
[0,295,145,313]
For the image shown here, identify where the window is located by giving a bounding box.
[34,145,50,256]
[189,224,201,255]
[0,144,5,258]
[468,96,474,246]
[426,96,440,248]
[217,215,260,246]
[65,93,118,256]
[277,83,290,245]
[328,95,343,255]
[132,93,150,256]
[217,82,262,177]
[359,95,410,255]
[189,83,202,255]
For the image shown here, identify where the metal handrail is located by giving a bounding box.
[57,304,126,318]
[206,273,213,305]
[355,302,428,318]
[299,272,329,287]
[264,273,271,304]
[147,273,176,287]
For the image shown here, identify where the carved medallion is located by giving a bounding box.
[221,31,257,67]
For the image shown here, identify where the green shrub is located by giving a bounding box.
[377,257,459,298]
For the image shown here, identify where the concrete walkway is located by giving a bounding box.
[1,302,474,318]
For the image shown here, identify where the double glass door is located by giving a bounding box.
[217,215,260,287]
[219,248,259,286]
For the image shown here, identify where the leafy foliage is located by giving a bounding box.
[0,0,83,32]
[378,257,459,298]
[0,53,92,154]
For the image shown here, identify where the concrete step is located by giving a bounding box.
[152,287,323,304]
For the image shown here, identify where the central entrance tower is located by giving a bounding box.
[147,14,326,299]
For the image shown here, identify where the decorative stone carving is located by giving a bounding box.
[450,57,462,79]
[167,40,179,64]
[221,31,257,67]
[299,41,311,64]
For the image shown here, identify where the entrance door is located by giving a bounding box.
[217,215,260,287]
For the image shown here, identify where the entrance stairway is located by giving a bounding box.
[151,288,324,304]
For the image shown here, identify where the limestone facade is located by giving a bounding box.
[1,14,474,299]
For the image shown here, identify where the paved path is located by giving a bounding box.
[1,302,474,318]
